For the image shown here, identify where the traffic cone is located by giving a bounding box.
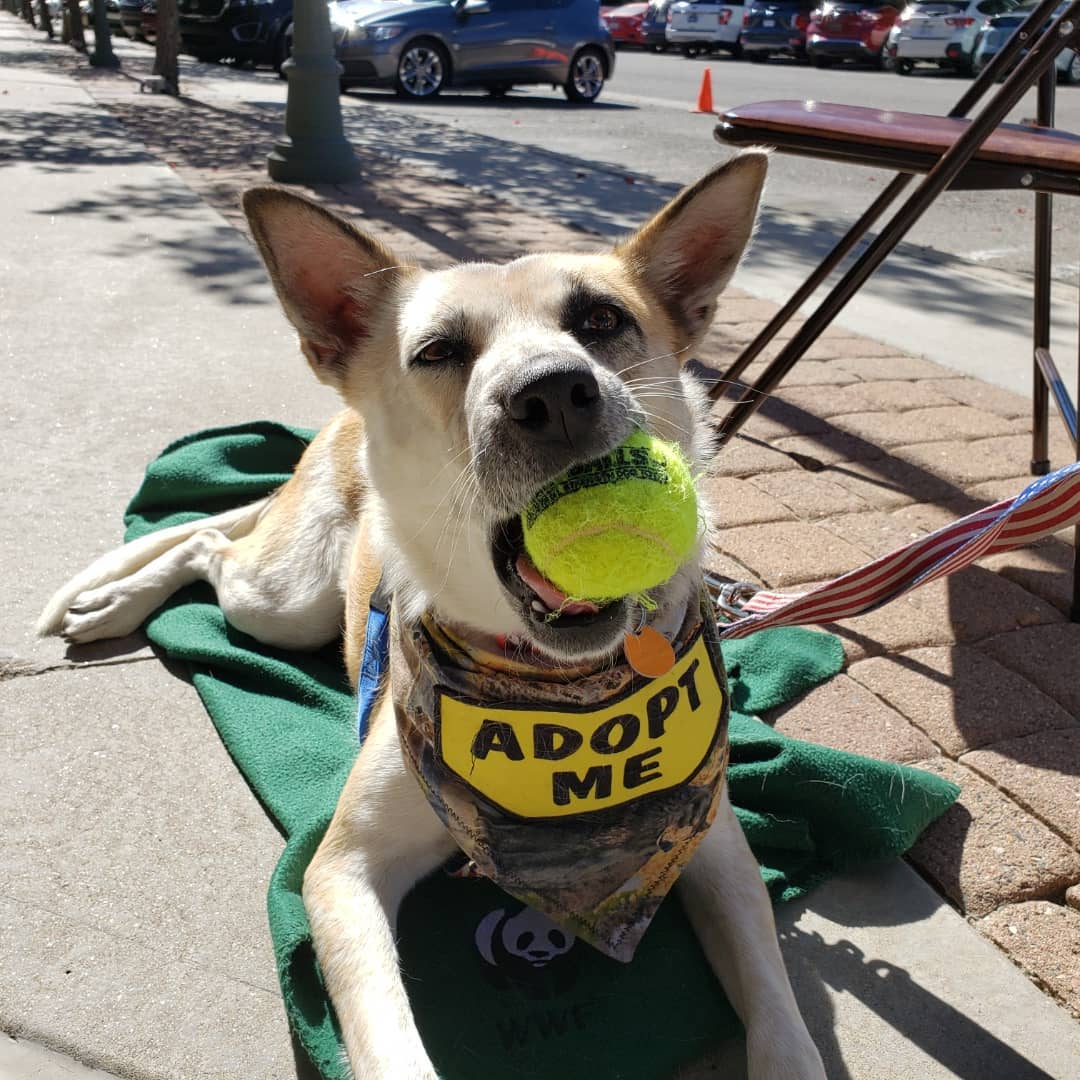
[692,69,714,114]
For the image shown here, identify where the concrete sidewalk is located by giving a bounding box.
[2,14,1079,1080]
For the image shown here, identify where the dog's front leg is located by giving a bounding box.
[679,788,825,1080]
[304,701,456,1080]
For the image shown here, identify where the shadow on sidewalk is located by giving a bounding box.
[0,107,153,171]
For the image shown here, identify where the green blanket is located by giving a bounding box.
[124,422,959,1080]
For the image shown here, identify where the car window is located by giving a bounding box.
[975,0,1017,12]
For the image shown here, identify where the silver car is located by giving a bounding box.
[330,0,617,102]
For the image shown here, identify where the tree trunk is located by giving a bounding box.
[37,0,54,36]
[64,0,86,48]
[153,0,179,94]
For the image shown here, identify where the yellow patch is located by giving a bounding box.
[437,631,724,819]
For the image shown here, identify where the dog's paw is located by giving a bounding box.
[59,583,156,643]
[746,1020,825,1080]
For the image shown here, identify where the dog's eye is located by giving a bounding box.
[416,339,459,365]
[580,304,622,334]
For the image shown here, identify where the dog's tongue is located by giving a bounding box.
[515,555,600,616]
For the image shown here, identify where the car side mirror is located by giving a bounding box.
[456,0,491,15]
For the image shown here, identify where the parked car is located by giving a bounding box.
[330,0,616,102]
[118,0,148,38]
[666,0,746,56]
[889,0,1016,74]
[104,0,124,37]
[141,0,157,43]
[179,0,292,67]
[971,1,1080,81]
[741,0,815,60]
[603,1,650,45]
[806,0,901,66]
[641,0,674,48]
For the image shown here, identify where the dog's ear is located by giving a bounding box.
[242,187,407,385]
[616,152,767,345]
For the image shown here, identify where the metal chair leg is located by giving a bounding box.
[1031,68,1056,476]
[713,0,1080,445]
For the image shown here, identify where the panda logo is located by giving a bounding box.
[474,905,579,998]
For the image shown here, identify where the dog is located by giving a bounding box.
[39,153,825,1080]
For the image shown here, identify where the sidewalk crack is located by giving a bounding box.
[0,655,158,681]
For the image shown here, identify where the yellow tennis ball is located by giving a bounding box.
[521,431,699,602]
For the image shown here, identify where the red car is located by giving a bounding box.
[806,0,903,66]
[602,2,651,46]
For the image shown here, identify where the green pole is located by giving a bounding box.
[267,0,359,183]
[89,0,119,67]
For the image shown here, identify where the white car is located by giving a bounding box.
[889,0,1020,74]
[666,0,747,56]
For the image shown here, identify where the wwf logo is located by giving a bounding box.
[474,905,579,999]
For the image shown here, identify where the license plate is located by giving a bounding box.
[763,18,775,26]
[687,12,697,21]
[913,26,939,37]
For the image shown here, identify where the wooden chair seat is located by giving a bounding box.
[717,101,1080,191]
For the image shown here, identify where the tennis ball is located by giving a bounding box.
[521,430,699,603]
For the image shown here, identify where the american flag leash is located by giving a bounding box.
[709,459,1080,641]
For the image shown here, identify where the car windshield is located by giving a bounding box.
[909,1,968,10]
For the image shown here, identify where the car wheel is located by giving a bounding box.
[730,39,743,60]
[651,43,667,53]
[681,45,701,58]
[487,83,513,98]
[1063,52,1080,85]
[896,58,913,75]
[395,38,449,100]
[810,55,832,68]
[564,47,606,103]
[189,48,222,63]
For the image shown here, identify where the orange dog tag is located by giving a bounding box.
[624,625,677,679]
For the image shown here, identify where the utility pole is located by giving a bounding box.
[267,0,358,183]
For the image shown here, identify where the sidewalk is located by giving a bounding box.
[2,14,1079,1079]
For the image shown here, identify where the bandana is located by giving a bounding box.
[390,593,730,962]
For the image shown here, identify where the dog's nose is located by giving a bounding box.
[506,367,601,447]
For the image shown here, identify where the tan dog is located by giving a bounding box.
[39,154,825,1080]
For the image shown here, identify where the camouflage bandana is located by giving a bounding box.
[391,592,730,962]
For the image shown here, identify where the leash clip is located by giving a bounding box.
[706,575,760,623]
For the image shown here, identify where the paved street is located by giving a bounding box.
[346,48,1080,284]
[192,46,1080,283]
[158,41,1080,404]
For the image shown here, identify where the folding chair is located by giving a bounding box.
[711,0,1080,619]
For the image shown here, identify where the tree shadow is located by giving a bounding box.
[0,105,154,171]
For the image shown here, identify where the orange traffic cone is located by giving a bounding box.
[692,68,714,114]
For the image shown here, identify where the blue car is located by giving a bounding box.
[329,0,616,101]
[971,2,1080,83]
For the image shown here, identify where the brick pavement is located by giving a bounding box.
[46,37,1080,1024]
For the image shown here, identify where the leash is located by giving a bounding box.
[708,459,1080,638]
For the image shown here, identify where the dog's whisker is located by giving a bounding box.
[617,344,694,376]
[362,264,412,277]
